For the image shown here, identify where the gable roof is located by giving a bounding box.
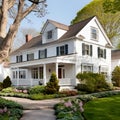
[11,16,107,55]
[59,16,95,40]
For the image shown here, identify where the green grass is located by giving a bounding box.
[84,95,120,120]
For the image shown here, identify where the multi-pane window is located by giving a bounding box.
[82,43,92,56]
[91,27,98,40]
[31,68,38,79]
[47,30,52,39]
[56,44,68,56]
[98,47,106,59]
[99,66,108,78]
[13,71,18,79]
[16,55,22,63]
[81,64,93,73]
[19,71,26,79]
[39,49,47,59]
[27,53,34,61]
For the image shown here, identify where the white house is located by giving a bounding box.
[10,16,112,88]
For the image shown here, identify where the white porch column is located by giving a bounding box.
[43,64,47,85]
[55,63,58,78]
[17,68,19,86]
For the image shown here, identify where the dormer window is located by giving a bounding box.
[47,30,53,39]
[91,27,98,40]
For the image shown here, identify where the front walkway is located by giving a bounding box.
[3,97,61,120]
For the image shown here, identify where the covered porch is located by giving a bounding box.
[11,55,77,87]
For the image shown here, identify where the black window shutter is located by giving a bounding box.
[27,54,29,61]
[20,55,22,62]
[104,49,106,59]
[16,56,18,63]
[65,44,68,55]
[82,43,85,55]
[98,47,100,58]
[39,50,41,59]
[90,45,92,56]
[56,47,59,56]
[45,49,47,58]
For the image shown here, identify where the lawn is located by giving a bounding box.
[84,95,120,120]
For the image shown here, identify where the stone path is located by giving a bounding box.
[3,97,61,120]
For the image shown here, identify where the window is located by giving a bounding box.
[47,30,52,39]
[16,55,22,63]
[82,43,92,56]
[39,67,43,79]
[91,27,98,40]
[81,64,93,73]
[31,68,38,79]
[99,66,108,78]
[27,53,34,61]
[19,71,26,79]
[98,47,106,59]
[13,71,17,79]
[56,44,68,56]
[39,49,47,59]
[58,67,65,79]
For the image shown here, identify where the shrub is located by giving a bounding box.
[45,72,60,94]
[2,87,14,93]
[28,85,45,94]
[112,66,120,87]
[3,76,12,88]
[0,82,3,91]
[76,72,111,93]
[60,89,78,96]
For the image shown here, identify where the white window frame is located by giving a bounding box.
[91,27,98,40]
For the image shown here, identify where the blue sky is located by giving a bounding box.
[21,0,92,32]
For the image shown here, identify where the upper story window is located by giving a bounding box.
[16,55,22,63]
[82,43,92,56]
[98,47,106,59]
[39,49,47,59]
[47,30,53,39]
[56,44,68,56]
[91,27,98,40]
[27,53,34,61]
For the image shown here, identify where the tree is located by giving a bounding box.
[112,66,120,87]
[71,0,120,47]
[0,0,47,62]
[103,0,120,13]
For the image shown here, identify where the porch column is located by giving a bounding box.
[17,68,19,86]
[43,64,47,85]
[55,63,58,78]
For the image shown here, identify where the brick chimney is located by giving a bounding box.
[26,34,32,42]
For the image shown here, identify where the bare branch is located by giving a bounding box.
[28,0,46,4]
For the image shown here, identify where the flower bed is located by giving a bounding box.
[0,97,23,120]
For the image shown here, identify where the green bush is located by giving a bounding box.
[76,72,111,93]
[112,66,120,87]
[2,87,14,93]
[0,82,3,91]
[45,72,60,94]
[3,76,12,88]
[28,85,45,94]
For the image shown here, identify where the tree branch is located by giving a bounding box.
[28,0,46,4]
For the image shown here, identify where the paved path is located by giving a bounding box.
[3,97,61,120]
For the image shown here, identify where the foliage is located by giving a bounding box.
[28,85,45,94]
[103,0,120,13]
[76,72,111,93]
[71,0,120,46]
[84,95,120,120]
[3,76,12,88]
[2,87,14,93]
[45,72,60,94]
[112,66,120,86]
[0,82,3,91]
[55,98,84,120]
[0,97,23,120]
[60,89,78,96]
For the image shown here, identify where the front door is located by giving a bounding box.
[58,67,65,79]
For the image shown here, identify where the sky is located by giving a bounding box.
[21,0,92,32]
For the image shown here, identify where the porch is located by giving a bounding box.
[11,55,77,87]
